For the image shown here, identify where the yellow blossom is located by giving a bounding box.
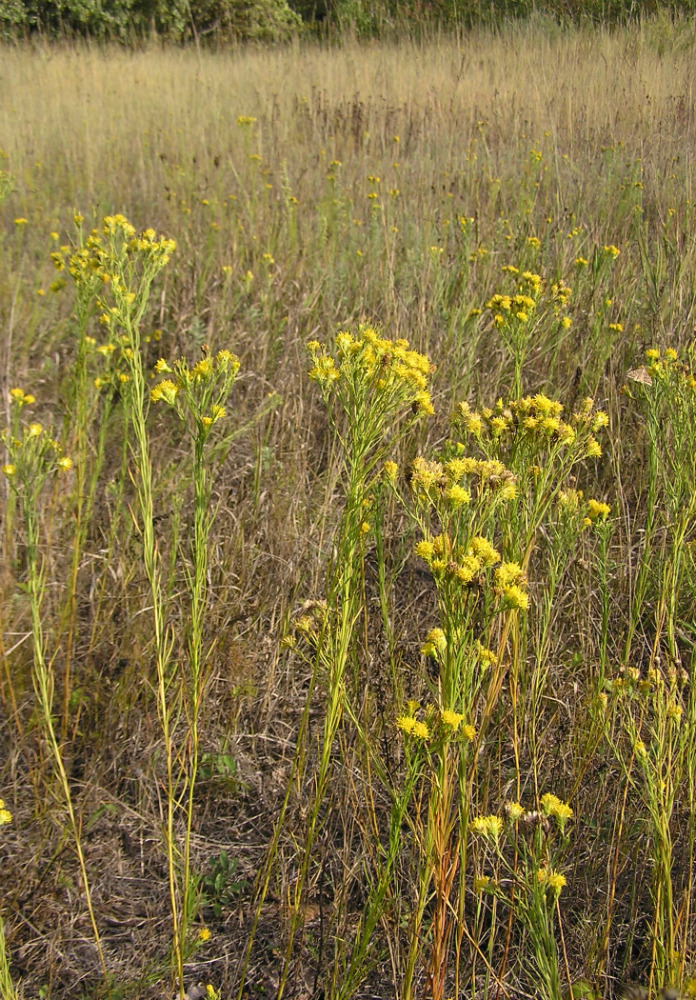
[502,585,529,610]
[151,379,179,405]
[441,709,464,730]
[445,484,471,507]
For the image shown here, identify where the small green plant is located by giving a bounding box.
[202,851,249,919]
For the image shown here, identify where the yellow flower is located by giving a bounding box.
[424,627,446,652]
[461,724,476,741]
[545,870,567,896]
[14,217,28,226]
[151,379,179,405]
[0,799,11,825]
[471,815,503,841]
[415,540,435,561]
[412,721,430,740]
[603,244,621,259]
[586,437,602,459]
[57,456,73,471]
[470,536,500,567]
[383,460,398,484]
[502,585,529,611]
[396,716,417,735]
[199,927,211,942]
[441,709,464,730]
[540,792,573,829]
[495,562,523,588]
[506,801,525,822]
[2,465,16,477]
[411,456,444,491]
[587,499,610,520]
[445,484,471,507]
[28,423,43,437]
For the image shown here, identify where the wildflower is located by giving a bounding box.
[502,585,529,611]
[411,456,444,492]
[506,801,525,822]
[237,115,257,126]
[561,316,573,329]
[609,323,623,333]
[151,379,179,405]
[445,484,471,507]
[540,793,573,830]
[396,716,416,736]
[415,540,435,561]
[421,628,446,657]
[57,456,73,471]
[309,355,340,384]
[0,799,11,825]
[471,815,503,842]
[475,875,492,892]
[412,721,430,740]
[476,642,498,668]
[586,437,602,459]
[28,423,43,437]
[495,562,524,588]
[441,709,464,730]
[2,464,16,477]
[383,460,398,484]
[14,217,28,227]
[537,868,567,896]
[413,390,434,415]
[470,536,500,567]
[154,358,172,374]
[586,499,610,520]
[603,244,621,258]
[461,724,476,741]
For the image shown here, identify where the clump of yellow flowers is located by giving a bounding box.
[2,390,73,487]
[307,325,435,417]
[150,350,240,434]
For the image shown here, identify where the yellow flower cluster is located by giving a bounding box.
[307,327,435,415]
[411,449,518,506]
[2,408,73,487]
[471,814,503,841]
[640,346,696,390]
[52,214,176,295]
[396,715,430,740]
[151,350,240,430]
[457,394,606,459]
[420,627,447,657]
[540,792,573,830]
[9,387,36,408]
[536,868,567,896]
[415,530,529,608]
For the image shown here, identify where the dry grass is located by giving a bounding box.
[1,19,696,1000]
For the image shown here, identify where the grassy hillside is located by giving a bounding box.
[2,21,696,999]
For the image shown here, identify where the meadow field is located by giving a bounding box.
[2,20,696,1000]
